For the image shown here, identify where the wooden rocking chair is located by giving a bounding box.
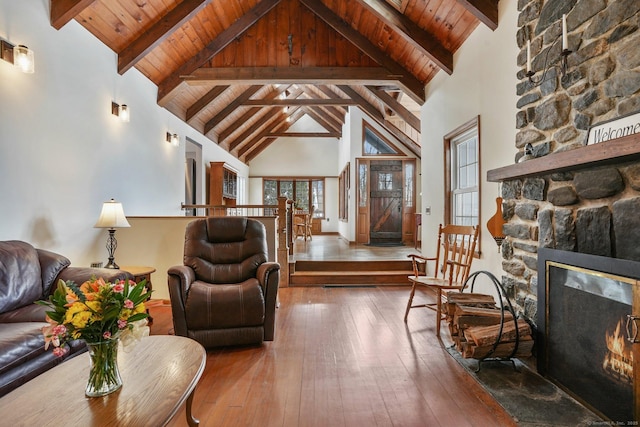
[404,224,479,336]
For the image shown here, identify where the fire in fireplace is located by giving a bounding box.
[537,248,640,423]
[603,318,633,385]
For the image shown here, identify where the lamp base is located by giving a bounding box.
[103,229,120,269]
[104,259,120,269]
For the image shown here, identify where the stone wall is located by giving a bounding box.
[503,0,640,327]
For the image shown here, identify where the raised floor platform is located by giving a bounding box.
[290,236,417,286]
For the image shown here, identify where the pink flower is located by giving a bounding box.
[117,319,128,329]
[103,331,112,339]
[113,283,124,293]
[53,346,67,357]
[42,322,63,350]
[124,299,134,309]
[52,324,66,336]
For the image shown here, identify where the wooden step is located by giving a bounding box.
[290,270,411,286]
[294,260,412,272]
[289,259,412,286]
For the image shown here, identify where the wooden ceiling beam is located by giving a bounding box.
[296,86,347,127]
[243,110,307,162]
[264,132,341,138]
[308,104,344,128]
[157,0,282,105]
[238,108,305,158]
[365,86,420,132]
[203,85,263,134]
[243,98,357,106]
[384,121,422,157]
[337,85,384,122]
[456,0,499,31]
[183,67,409,86]
[226,87,303,150]
[240,137,275,164]
[50,0,96,30]
[339,85,420,157]
[302,107,342,134]
[186,85,229,122]
[314,85,350,120]
[118,0,211,75]
[353,0,453,74]
[218,85,291,143]
[299,86,348,116]
[299,0,425,104]
[227,107,283,151]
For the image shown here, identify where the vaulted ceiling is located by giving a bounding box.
[50,0,499,163]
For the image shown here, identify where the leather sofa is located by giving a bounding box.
[0,240,132,397]
[168,217,280,349]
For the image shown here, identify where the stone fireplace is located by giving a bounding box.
[486,1,640,421]
[491,1,640,327]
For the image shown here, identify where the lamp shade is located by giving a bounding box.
[94,199,131,229]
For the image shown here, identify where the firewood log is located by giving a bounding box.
[461,336,534,359]
[463,319,532,347]
[454,306,513,329]
[445,293,497,317]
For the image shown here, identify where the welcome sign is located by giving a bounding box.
[587,111,640,145]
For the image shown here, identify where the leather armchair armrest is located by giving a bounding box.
[257,262,280,341]
[167,265,196,338]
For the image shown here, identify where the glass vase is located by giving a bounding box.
[85,338,123,397]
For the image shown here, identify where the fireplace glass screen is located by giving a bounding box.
[546,260,634,421]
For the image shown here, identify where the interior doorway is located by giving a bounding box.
[185,138,202,216]
[356,158,416,246]
[369,160,403,244]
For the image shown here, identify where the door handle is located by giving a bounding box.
[626,315,640,343]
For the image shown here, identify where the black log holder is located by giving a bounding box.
[463,270,521,372]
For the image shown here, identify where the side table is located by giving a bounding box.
[121,266,156,324]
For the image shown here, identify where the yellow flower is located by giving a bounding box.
[63,302,94,329]
[64,302,89,324]
[133,303,146,315]
[86,300,101,311]
[70,311,92,329]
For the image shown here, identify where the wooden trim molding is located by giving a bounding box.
[487,132,640,182]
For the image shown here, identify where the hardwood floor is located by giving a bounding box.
[151,286,517,427]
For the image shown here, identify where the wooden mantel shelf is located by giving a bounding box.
[487,133,640,182]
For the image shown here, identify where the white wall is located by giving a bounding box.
[248,115,340,233]
[420,0,518,276]
[0,1,245,267]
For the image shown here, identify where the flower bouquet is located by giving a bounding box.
[37,277,151,396]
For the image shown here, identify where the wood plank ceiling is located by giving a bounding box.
[50,0,499,163]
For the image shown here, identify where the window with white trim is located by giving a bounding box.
[444,117,480,229]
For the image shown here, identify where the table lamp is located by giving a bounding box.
[94,198,130,269]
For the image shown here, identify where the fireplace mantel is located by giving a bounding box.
[487,133,640,182]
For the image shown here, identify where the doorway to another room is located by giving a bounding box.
[356,158,417,246]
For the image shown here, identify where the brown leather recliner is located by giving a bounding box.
[168,217,280,348]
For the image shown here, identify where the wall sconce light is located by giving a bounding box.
[0,40,35,73]
[526,14,572,86]
[166,132,179,146]
[111,101,130,122]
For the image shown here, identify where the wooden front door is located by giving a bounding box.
[369,160,403,244]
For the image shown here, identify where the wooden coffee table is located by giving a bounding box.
[0,335,206,426]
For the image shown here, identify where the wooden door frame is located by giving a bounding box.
[355,157,416,245]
